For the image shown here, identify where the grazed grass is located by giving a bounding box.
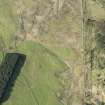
[2,41,68,105]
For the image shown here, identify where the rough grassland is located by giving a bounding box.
[0,0,17,46]
[0,0,84,105]
[0,1,69,105]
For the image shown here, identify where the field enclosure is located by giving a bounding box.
[0,0,105,105]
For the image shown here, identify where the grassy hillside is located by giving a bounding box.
[0,0,84,105]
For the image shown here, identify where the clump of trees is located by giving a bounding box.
[95,20,105,70]
[95,21,105,51]
[0,36,6,59]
